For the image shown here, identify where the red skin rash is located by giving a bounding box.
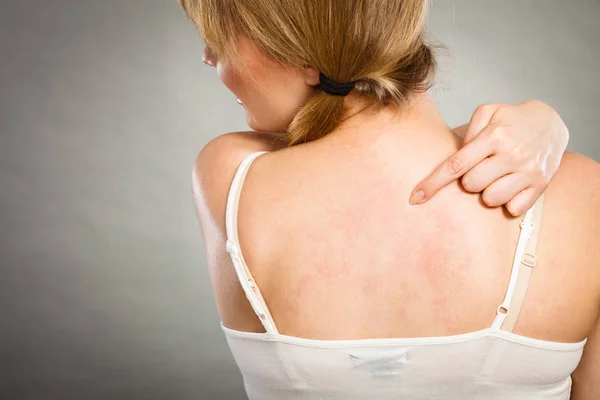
[296,274,314,298]
[292,206,472,328]
[362,276,381,295]
[418,210,470,325]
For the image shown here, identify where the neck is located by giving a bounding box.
[340,93,443,129]
[325,92,453,144]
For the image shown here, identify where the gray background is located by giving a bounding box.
[1,1,598,399]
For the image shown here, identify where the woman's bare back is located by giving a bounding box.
[192,102,600,397]
[217,113,600,346]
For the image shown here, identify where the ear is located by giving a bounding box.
[303,66,320,87]
[203,46,217,67]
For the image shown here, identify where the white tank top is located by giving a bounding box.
[222,151,586,400]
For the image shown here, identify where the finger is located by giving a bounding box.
[410,134,495,204]
[464,104,500,144]
[505,186,542,217]
[480,172,532,208]
[461,154,512,193]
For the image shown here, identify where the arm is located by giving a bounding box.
[191,131,281,332]
[411,101,570,216]
[570,155,600,399]
[573,319,600,399]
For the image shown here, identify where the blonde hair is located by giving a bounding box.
[179,0,435,146]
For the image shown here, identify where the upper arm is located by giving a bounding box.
[191,131,281,327]
[573,321,600,399]
[564,152,600,399]
[191,131,284,237]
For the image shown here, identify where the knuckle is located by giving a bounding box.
[491,125,506,137]
[490,126,508,145]
[511,146,529,164]
[521,160,537,174]
[446,156,463,175]
[475,103,494,116]
[502,155,514,169]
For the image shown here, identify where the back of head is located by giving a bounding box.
[179,0,436,145]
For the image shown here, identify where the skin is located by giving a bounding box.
[194,39,600,397]
[204,39,570,217]
[413,100,569,215]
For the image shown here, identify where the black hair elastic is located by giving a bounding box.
[319,72,357,97]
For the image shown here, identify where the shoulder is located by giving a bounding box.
[191,131,285,231]
[556,151,600,175]
[549,152,600,211]
[545,151,600,276]
[546,151,600,231]
[193,131,285,181]
[557,153,600,397]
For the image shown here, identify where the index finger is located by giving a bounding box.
[409,132,495,205]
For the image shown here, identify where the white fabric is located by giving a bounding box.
[490,208,536,330]
[225,151,278,334]
[223,151,586,400]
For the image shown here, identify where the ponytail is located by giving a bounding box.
[286,42,435,146]
[286,88,345,146]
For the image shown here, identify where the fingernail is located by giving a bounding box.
[410,189,426,205]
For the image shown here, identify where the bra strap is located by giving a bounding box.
[500,194,545,332]
[224,151,279,334]
[491,194,545,331]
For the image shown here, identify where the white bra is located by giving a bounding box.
[221,151,587,400]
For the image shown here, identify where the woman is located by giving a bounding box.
[182,0,599,398]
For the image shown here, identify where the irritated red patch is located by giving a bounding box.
[296,274,314,298]
[361,276,381,295]
[416,210,471,322]
[295,258,349,299]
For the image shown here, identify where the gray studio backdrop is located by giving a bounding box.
[1,1,599,399]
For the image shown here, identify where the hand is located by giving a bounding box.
[409,101,570,216]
